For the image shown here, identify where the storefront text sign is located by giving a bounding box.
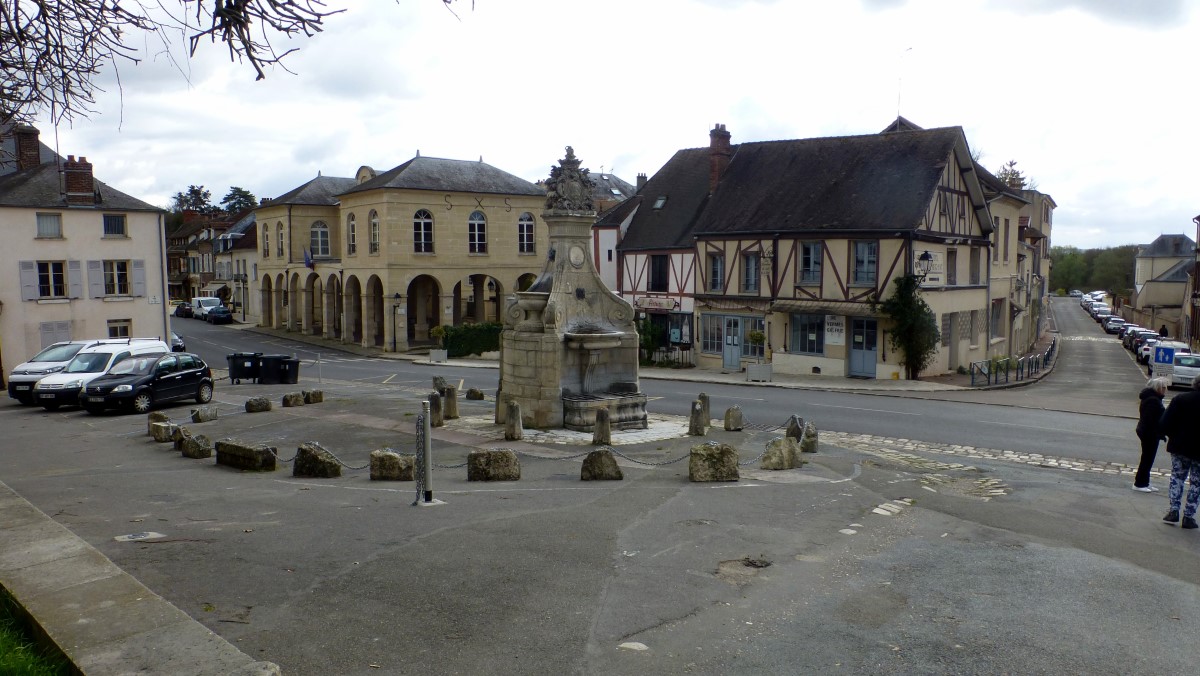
[825,315,845,345]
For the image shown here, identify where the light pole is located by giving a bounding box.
[915,250,934,282]
[392,292,402,352]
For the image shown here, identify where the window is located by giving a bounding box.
[946,249,957,286]
[347,213,357,255]
[518,212,536,254]
[310,221,330,257]
[649,255,669,292]
[607,250,613,262]
[969,247,981,285]
[263,225,270,258]
[38,261,66,297]
[790,313,825,355]
[990,299,1005,339]
[742,317,765,359]
[103,261,131,295]
[468,211,487,254]
[1003,219,1010,261]
[37,213,62,238]
[742,253,760,292]
[369,210,381,254]
[852,241,878,286]
[653,196,667,209]
[799,242,822,284]
[107,319,132,338]
[413,210,433,253]
[992,216,1000,262]
[102,214,127,237]
[277,223,284,258]
[701,315,723,352]
[708,254,724,292]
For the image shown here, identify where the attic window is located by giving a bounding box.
[653,196,667,209]
[610,188,622,196]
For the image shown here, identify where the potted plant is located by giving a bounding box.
[429,325,448,363]
[745,329,772,382]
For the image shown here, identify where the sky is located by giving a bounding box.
[28,0,1200,250]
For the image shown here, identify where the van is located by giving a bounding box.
[32,339,170,410]
[7,341,92,404]
[191,297,222,320]
[1150,340,1191,378]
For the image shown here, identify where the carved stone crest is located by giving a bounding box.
[544,146,596,212]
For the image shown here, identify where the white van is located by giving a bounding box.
[33,339,169,410]
[192,297,222,320]
[7,340,93,404]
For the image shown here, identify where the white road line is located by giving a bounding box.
[382,374,396,384]
[809,402,920,415]
[974,419,1116,437]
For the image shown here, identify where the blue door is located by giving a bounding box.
[723,317,742,370]
[849,319,877,378]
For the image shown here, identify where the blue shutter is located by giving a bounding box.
[19,261,38,300]
[87,260,104,297]
[68,260,83,298]
[132,259,146,297]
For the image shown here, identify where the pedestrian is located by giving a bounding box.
[1160,325,1169,338]
[1133,377,1168,492]
[1160,373,1200,529]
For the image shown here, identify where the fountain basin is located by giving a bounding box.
[562,391,649,432]
[564,331,624,350]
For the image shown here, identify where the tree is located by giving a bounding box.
[995,160,1026,189]
[876,275,940,380]
[221,187,258,214]
[170,185,215,214]
[1,0,470,123]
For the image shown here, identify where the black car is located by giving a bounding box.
[206,305,233,324]
[171,332,186,352]
[173,302,193,318]
[81,352,213,414]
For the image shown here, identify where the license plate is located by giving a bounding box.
[15,385,29,391]
[88,397,104,403]
[39,393,54,399]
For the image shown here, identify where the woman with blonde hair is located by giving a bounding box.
[1133,376,1169,492]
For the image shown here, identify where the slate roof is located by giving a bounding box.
[0,124,59,177]
[340,156,542,197]
[1138,233,1195,258]
[595,193,642,226]
[270,175,358,206]
[692,127,970,236]
[609,148,710,251]
[0,162,160,211]
[591,172,636,202]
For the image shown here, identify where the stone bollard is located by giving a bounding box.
[181,434,213,459]
[369,449,415,481]
[581,449,623,481]
[432,376,450,397]
[190,405,219,423]
[467,449,521,481]
[801,421,819,453]
[147,411,171,436]
[689,442,739,482]
[429,392,444,428]
[302,390,324,404]
[698,392,711,424]
[215,439,277,471]
[760,437,804,470]
[172,426,192,451]
[443,385,459,420]
[293,441,341,478]
[150,422,177,443]
[282,392,305,407]
[504,400,523,441]
[724,405,744,431]
[245,397,272,413]
[687,400,708,436]
[495,390,507,424]
[592,407,612,445]
[785,415,805,442]
[466,387,485,401]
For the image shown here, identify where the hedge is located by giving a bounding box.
[445,322,502,358]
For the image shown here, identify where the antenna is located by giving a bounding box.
[897,47,912,119]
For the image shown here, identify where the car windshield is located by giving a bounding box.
[108,356,160,376]
[1177,356,1200,368]
[66,353,112,373]
[31,344,84,362]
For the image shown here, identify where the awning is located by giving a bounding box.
[770,299,878,317]
[200,282,229,295]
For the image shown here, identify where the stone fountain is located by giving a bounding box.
[499,147,648,432]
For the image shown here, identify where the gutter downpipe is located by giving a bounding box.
[159,212,170,343]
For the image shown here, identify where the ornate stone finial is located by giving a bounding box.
[544,146,596,212]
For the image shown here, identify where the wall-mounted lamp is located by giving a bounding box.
[915,250,934,280]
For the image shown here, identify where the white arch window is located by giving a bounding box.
[311,221,330,257]
[468,210,487,254]
[518,212,535,254]
[276,223,284,258]
[369,210,380,254]
[414,209,434,253]
[262,225,270,258]
[347,213,357,255]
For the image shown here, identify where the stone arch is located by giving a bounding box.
[345,275,364,344]
[406,274,442,342]
[288,272,302,330]
[260,275,274,327]
[517,273,538,292]
[325,272,343,340]
[366,275,385,347]
[304,272,323,335]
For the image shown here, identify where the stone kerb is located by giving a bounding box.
[468,449,521,481]
[724,406,744,431]
[581,449,622,481]
[245,397,272,413]
[181,434,214,459]
[370,449,415,481]
[293,442,341,478]
[215,440,278,471]
[172,425,192,451]
[466,387,485,400]
[282,392,305,407]
[687,400,708,436]
[146,411,170,436]
[302,390,324,404]
[190,405,219,423]
[785,415,805,442]
[150,421,177,443]
[801,421,819,453]
[689,443,739,482]
[760,437,804,470]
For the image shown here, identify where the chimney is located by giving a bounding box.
[709,123,731,194]
[62,155,95,205]
[636,172,647,191]
[14,124,41,171]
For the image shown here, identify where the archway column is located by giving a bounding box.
[389,294,409,352]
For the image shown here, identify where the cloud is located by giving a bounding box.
[985,0,1188,28]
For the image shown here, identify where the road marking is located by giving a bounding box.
[810,403,920,415]
[714,395,767,402]
[974,420,1116,437]
[382,374,396,384]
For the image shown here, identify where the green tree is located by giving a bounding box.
[221,187,258,214]
[170,185,214,213]
[876,275,940,380]
[1049,246,1087,292]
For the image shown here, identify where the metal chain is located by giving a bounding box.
[268,447,299,463]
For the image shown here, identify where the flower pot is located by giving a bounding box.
[429,349,448,363]
[746,362,772,382]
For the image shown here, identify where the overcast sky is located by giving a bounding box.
[31,0,1199,249]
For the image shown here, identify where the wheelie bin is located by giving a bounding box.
[279,357,301,385]
[225,352,262,384]
[258,354,287,385]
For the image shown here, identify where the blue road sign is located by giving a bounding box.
[1154,346,1176,364]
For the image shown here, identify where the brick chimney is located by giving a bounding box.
[14,124,41,171]
[62,155,95,205]
[636,173,647,191]
[709,123,731,195]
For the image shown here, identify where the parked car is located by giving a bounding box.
[32,339,170,410]
[1131,330,1159,352]
[1169,353,1200,389]
[171,332,186,352]
[1138,338,1159,364]
[1102,317,1127,334]
[6,340,92,405]
[206,305,233,325]
[174,302,194,318]
[1150,341,1191,377]
[191,296,222,320]
[1068,289,1083,297]
[81,352,213,414]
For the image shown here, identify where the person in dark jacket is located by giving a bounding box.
[1134,377,1168,492]
[1160,373,1200,528]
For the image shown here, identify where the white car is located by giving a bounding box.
[33,339,169,410]
[1170,353,1200,389]
[191,297,222,320]
[7,340,92,404]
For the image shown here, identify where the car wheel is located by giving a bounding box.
[132,392,153,414]
[196,383,213,403]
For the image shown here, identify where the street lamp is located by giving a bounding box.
[915,250,934,281]
[392,292,402,352]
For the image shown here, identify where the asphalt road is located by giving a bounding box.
[3,300,1192,674]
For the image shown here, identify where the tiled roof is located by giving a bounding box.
[0,162,160,211]
[271,175,358,205]
[1138,233,1195,258]
[340,156,542,197]
[612,148,710,251]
